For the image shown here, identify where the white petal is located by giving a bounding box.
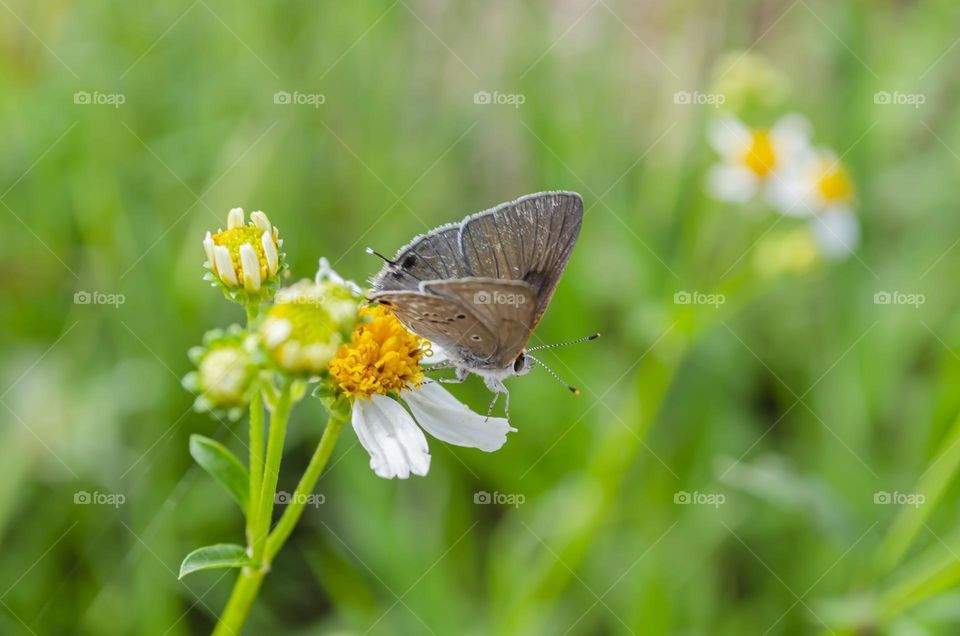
[227,207,245,229]
[202,232,214,267]
[261,232,279,275]
[766,171,816,218]
[239,243,261,291]
[250,210,271,233]
[706,163,758,203]
[213,245,238,286]
[811,208,860,259]
[404,383,514,452]
[353,396,430,479]
[770,113,813,162]
[707,115,751,158]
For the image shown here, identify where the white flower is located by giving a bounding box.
[328,305,513,479]
[203,208,283,301]
[352,384,513,479]
[769,148,860,258]
[706,113,812,206]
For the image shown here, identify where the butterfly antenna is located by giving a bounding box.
[365,247,395,265]
[527,333,600,352]
[527,355,581,396]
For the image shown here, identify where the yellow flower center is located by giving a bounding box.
[261,300,341,374]
[742,130,777,177]
[213,226,271,281]
[329,306,428,399]
[816,160,854,203]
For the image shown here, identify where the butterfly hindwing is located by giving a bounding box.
[369,290,499,362]
[422,278,538,368]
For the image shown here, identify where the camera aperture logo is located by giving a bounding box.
[674,490,725,508]
[873,290,925,308]
[473,90,525,108]
[74,490,126,508]
[474,490,525,508]
[674,290,725,308]
[473,290,527,307]
[275,491,325,507]
[74,91,126,108]
[874,491,924,508]
[74,290,125,308]
[273,91,326,108]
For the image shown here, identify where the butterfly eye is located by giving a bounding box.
[401,254,417,269]
[513,354,527,373]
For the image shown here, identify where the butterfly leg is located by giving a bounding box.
[483,378,510,421]
[439,366,470,385]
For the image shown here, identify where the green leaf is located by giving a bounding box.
[189,434,249,512]
[178,544,255,579]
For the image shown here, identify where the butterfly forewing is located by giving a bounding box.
[370,226,466,292]
[459,192,582,326]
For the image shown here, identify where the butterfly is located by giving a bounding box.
[366,191,593,415]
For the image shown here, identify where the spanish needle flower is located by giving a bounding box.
[769,149,860,258]
[259,278,358,377]
[706,113,812,205]
[183,325,259,421]
[327,305,513,479]
[203,207,285,304]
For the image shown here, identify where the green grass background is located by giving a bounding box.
[3,1,960,634]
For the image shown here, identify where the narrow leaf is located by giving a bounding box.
[189,434,249,512]
[179,544,255,579]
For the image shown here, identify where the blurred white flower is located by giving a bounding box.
[769,149,860,258]
[706,113,812,205]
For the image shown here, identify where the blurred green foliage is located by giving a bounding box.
[3,0,960,634]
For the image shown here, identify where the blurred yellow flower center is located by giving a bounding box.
[329,306,427,399]
[816,161,854,202]
[743,131,777,177]
[199,347,251,405]
[213,226,270,279]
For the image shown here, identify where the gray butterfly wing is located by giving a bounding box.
[422,278,538,368]
[370,290,498,361]
[369,191,584,314]
[370,225,467,292]
[458,191,582,327]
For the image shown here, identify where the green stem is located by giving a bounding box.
[212,567,265,636]
[246,391,264,547]
[244,303,260,323]
[251,383,292,563]
[265,415,346,561]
